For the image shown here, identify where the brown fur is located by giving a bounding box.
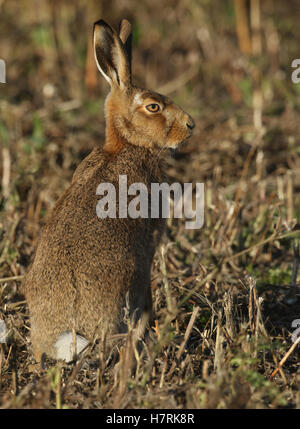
[24,19,194,361]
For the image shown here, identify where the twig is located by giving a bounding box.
[287,170,294,224]
[176,306,199,361]
[291,239,300,287]
[224,292,236,339]
[0,275,24,284]
[2,147,11,199]
[167,306,199,378]
[224,230,300,263]
[250,0,263,129]
[214,312,223,371]
[250,0,262,56]
[234,0,252,55]
[247,276,257,335]
[84,0,100,94]
[270,335,300,380]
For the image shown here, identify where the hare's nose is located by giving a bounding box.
[186,116,195,130]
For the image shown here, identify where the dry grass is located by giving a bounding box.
[1,0,300,409]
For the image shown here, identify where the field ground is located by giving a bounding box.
[1,0,300,408]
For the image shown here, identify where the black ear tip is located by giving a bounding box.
[94,19,107,26]
[93,19,112,32]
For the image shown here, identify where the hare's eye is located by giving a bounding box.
[145,103,160,113]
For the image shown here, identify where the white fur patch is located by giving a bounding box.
[133,93,143,105]
[54,332,89,362]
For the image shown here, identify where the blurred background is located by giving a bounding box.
[1,0,300,409]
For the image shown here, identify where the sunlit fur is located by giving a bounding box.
[103,87,194,154]
[93,19,194,154]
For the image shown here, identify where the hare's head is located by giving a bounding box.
[93,19,194,154]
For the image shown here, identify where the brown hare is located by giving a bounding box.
[24,19,194,362]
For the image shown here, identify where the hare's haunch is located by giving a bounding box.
[24,19,194,362]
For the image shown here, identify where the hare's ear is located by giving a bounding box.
[118,19,132,74]
[93,19,131,89]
